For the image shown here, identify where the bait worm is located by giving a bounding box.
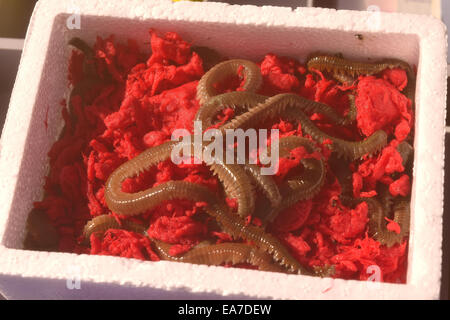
[306,54,416,109]
[332,72,356,84]
[366,197,411,247]
[105,140,178,216]
[329,156,411,247]
[196,59,356,128]
[223,93,355,129]
[67,37,103,119]
[67,77,103,119]
[243,164,282,210]
[329,172,411,248]
[83,214,147,241]
[192,46,223,72]
[68,37,96,78]
[194,91,267,129]
[345,94,357,125]
[152,240,288,273]
[196,59,263,105]
[222,93,387,161]
[84,213,291,274]
[69,37,95,60]
[108,179,310,274]
[278,158,326,210]
[328,154,354,206]
[105,139,255,218]
[262,136,326,224]
[281,108,387,161]
[397,141,414,169]
[24,208,59,251]
[306,54,415,80]
[210,159,256,218]
[202,197,312,275]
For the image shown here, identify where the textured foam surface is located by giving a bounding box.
[0,0,447,299]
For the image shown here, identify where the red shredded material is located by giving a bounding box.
[90,229,160,261]
[33,30,412,283]
[260,54,303,95]
[355,75,412,138]
[381,68,408,91]
[389,174,411,197]
[385,217,401,234]
[147,215,208,244]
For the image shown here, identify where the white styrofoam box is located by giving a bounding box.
[0,0,447,300]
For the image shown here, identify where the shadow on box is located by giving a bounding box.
[0,273,265,300]
[442,77,450,300]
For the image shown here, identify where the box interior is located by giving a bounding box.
[1,12,420,282]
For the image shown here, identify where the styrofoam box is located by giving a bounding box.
[0,0,447,300]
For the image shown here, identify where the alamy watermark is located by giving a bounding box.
[66,0,81,30]
[66,265,81,290]
[171,121,280,176]
[366,5,382,30]
[366,264,382,290]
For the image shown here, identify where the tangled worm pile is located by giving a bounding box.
[62,39,414,276]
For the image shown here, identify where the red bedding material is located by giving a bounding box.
[34,30,413,283]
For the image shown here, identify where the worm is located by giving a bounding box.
[278,158,326,210]
[152,240,288,273]
[69,37,95,59]
[243,164,282,210]
[196,59,263,105]
[67,38,104,119]
[345,94,357,125]
[68,37,97,78]
[261,136,326,224]
[83,214,290,274]
[332,72,356,84]
[105,139,255,218]
[306,54,415,80]
[192,46,223,72]
[24,208,59,251]
[280,108,387,161]
[201,194,312,275]
[366,196,411,247]
[397,141,414,168]
[67,77,103,119]
[194,91,268,129]
[329,155,411,247]
[276,135,317,157]
[328,154,354,206]
[108,179,311,274]
[106,180,214,216]
[306,54,416,108]
[82,214,147,242]
[83,214,289,273]
[329,171,411,248]
[222,93,387,161]
[105,140,177,216]
[225,93,356,128]
[196,59,356,129]
[210,160,256,219]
